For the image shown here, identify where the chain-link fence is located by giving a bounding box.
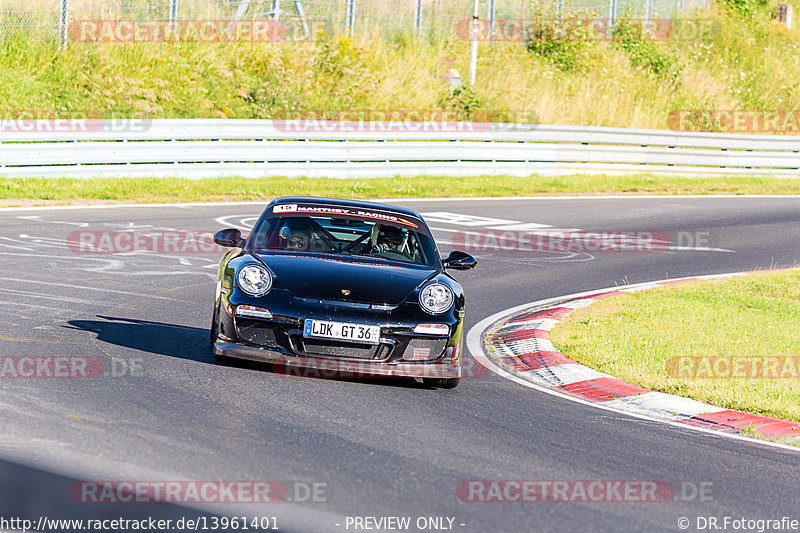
[1,0,713,43]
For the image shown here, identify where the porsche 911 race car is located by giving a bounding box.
[210,197,477,388]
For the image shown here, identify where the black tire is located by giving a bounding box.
[210,304,227,362]
[422,377,460,389]
[210,303,220,345]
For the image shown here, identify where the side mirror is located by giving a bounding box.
[213,228,244,248]
[442,250,477,270]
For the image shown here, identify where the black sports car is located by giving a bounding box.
[210,197,477,388]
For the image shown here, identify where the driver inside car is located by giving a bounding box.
[370,224,409,256]
[278,223,312,251]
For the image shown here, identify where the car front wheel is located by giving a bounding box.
[210,303,228,362]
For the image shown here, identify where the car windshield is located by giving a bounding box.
[250,211,440,268]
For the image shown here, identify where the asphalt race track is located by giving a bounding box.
[1,196,799,533]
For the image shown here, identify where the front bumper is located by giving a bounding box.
[213,284,464,380]
[214,341,461,379]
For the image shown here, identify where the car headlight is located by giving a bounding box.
[418,282,453,315]
[237,264,272,296]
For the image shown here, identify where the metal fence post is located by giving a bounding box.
[646,0,653,20]
[169,0,178,27]
[230,0,252,33]
[346,0,356,34]
[469,0,479,86]
[295,0,311,39]
[270,0,282,19]
[59,0,69,49]
[557,0,564,18]
[487,0,495,46]
[414,0,422,39]
[609,0,617,25]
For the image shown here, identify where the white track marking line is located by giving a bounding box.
[18,234,75,249]
[466,274,800,454]
[428,226,581,234]
[0,287,108,306]
[489,222,553,230]
[0,201,271,212]
[0,251,125,272]
[0,237,34,251]
[429,226,734,253]
[0,277,185,302]
[215,215,259,231]
[666,245,735,252]
[420,212,528,227]
[17,215,89,227]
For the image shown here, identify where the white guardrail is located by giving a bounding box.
[1,119,799,178]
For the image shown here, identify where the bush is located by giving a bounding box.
[610,18,681,84]
[525,17,593,73]
[437,85,482,120]
[717,0,767,17]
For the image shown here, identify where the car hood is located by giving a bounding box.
[254,253,437,304]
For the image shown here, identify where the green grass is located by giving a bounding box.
[551,270,800,423]
[1,174,800,205]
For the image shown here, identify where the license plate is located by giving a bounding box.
[303,319,381,345]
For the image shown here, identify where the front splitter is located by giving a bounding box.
[214,341,461,379]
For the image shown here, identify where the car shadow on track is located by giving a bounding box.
[0,455,218,522]
[65,315,215,364]
[64,315,433,390]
